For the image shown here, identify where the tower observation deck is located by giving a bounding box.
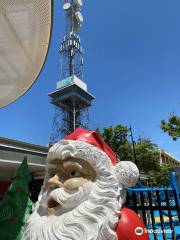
[49,0,95,144]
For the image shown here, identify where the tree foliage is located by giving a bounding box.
[161,114,180,140]
[97,125,160,174]
[96,125,131,161]
[148,164,173,187]
[130,138,160,174]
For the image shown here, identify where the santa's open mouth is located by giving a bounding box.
[47,197,60,211]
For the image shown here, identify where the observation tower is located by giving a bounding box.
[49,0,95,144]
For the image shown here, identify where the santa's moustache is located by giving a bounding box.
[40,181,93,211]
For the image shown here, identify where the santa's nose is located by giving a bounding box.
[44,175,63,192]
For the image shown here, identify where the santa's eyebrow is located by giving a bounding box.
[63,161,83,170]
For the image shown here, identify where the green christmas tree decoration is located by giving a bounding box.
[0,157,33,240]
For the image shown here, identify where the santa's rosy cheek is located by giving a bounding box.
[63,177,89,193]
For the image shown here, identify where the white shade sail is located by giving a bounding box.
[0,0,52,108]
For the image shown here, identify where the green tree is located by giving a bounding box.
[148,164,173,187]
[96,125,129,150]
[130,138,160,174]
[0,158,33,240]
[97,125,160,174]
[96,125,133,161]
[161,114,180,140]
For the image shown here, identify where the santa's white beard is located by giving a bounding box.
[23,170,123,240]
[39,181,93,213]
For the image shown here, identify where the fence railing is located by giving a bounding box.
[126,188,180,240]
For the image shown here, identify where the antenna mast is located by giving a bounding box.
[60,0,84,79]
[49,0,95,144]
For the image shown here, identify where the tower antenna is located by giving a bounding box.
[49,0,95,144]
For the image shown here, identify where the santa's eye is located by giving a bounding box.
[49,173,56,178]
[69,170,80,177]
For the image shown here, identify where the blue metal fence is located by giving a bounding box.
[126,184,180,240]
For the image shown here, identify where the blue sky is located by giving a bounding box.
[1,0,180,160]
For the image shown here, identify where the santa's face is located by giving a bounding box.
[41,158,96,214]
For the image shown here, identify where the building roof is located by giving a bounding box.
[0,137,48,155]
[159,149,180,163]
[0,137,48,179]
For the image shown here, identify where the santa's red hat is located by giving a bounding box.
[64,128,117,165]
[48,128,139,188]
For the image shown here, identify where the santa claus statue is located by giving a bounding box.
[23,128,149,240]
